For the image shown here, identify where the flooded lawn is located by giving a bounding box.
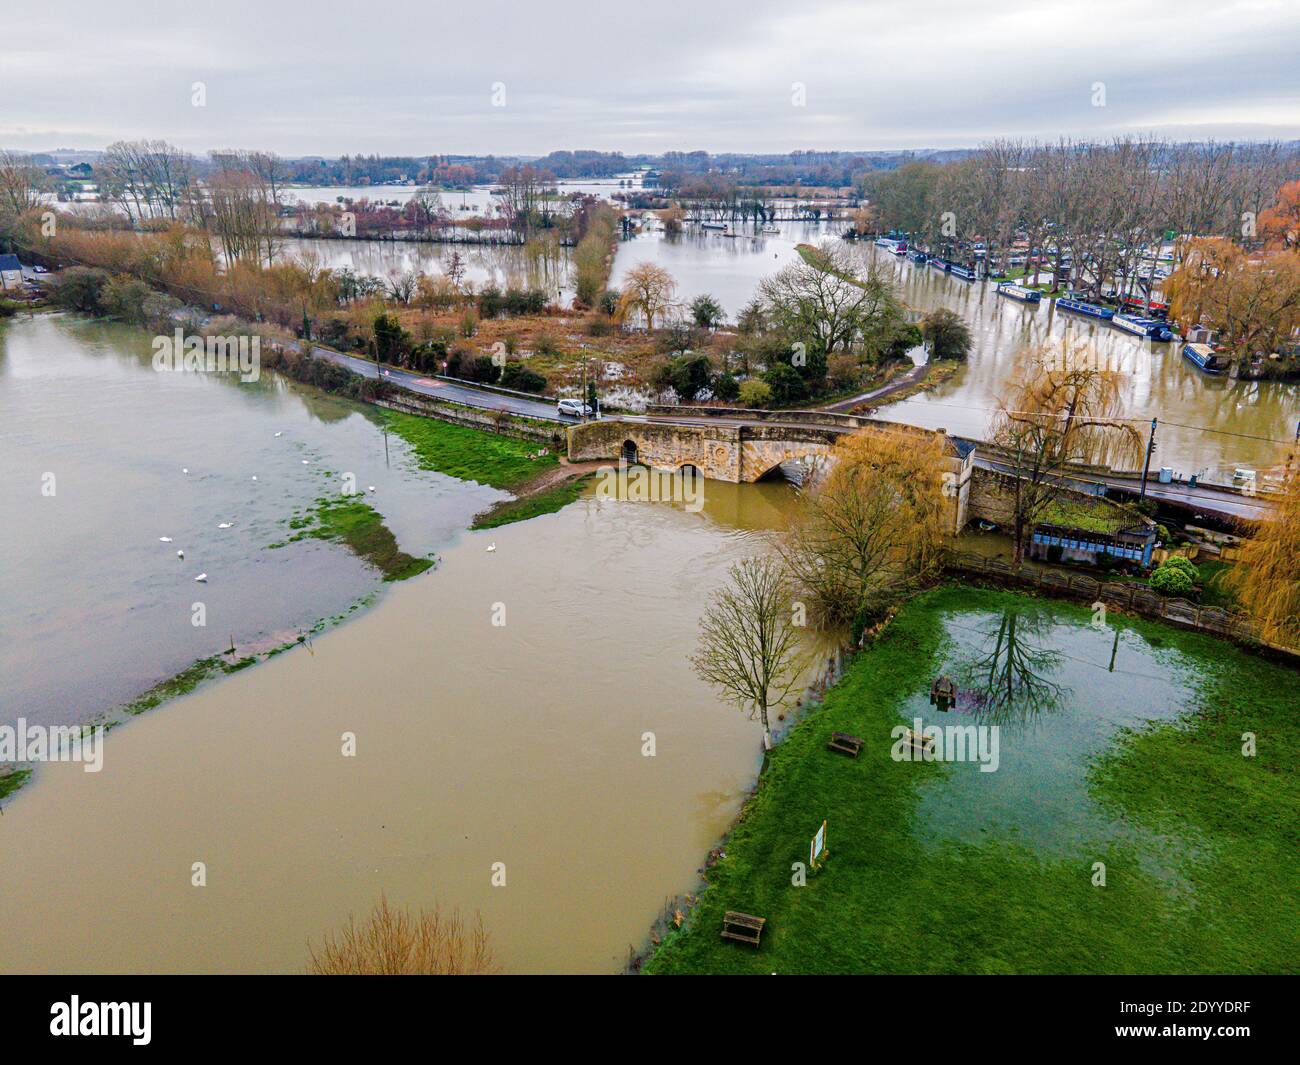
[646,584,1299,974]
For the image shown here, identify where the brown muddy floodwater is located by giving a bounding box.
[0,478,800,974]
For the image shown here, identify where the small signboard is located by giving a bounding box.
[810,820,827,869]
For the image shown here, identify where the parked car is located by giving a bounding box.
[557,398,593,418]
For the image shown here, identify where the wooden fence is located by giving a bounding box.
[945,552,1273,647]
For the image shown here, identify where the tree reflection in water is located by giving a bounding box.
[955,607,1070,726]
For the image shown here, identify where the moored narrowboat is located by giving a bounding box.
[996,282,1042,304]
[949,263,978,280]
[1056,296,1114,320]
[1182,343,1227,374]
[1113,314,1175,341]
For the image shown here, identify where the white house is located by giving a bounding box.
[0,254,25,292]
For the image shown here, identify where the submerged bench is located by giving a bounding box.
[905,728,936,756]
[826,731,863,757]
[721,911,766,947]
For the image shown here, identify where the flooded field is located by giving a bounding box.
[279,236,575,304]
[0,313,505,726]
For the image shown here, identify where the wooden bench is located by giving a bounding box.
[905,728,936,756]
[720,911,766,947]
[826,731,863,757]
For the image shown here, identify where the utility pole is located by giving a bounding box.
[1139,417,1158,499]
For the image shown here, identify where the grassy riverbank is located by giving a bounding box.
[472,471,597,530]
[645,583,1299,974]
[384,409,557,489]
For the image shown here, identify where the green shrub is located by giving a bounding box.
[737,379,772,407]
[1150,564,1195,596]
[713,373,740,402]
[1161,556,1198,580]
[499,360,547,393]
[51,266,110,314]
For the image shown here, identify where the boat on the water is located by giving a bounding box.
[1113,314,1175,341]
[1182,342,1227,375]
[761,224,780,234]
[929,258,950,272]
[996,282,1042,304]
[1056,296,1114,320]
[700,221,728,231]
[949,264,978,281]
[909,250,928,263]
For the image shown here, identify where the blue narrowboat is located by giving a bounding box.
[1182,343,1227,375]
[909,249,928,263]
[1113,314,1175,341]
[1056,296,1114,320]
[949,264,978,281]
[996,282,1042,304]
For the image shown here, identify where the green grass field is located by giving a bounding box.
[384,410,557,490]
[645,584,1299,974]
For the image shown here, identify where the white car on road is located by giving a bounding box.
[557,398,594,419]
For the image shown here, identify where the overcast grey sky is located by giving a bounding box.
[3,0,1298,155]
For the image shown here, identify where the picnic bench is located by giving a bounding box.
[905,728,936,756]
[720,911,766,947]
[826,731,863,757]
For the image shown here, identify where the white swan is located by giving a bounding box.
[177,549,184,559]
[194,573,207,582]
[159,536,173,543]
[486,543,496,553]
[217,522,233,529]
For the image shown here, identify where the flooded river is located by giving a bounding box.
[0,311,800,973]
[610,226,1300,480]
[0,314,500,726]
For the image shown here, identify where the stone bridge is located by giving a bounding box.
[566,409,977,532]
[567,418,846,482]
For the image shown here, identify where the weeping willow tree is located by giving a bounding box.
[779,425,952,637]
[1232,465,1300,648]
[990,342,1145,565]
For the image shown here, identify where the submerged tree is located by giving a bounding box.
[691,556,806,751]
[619,262,677,332]
[989,344,1145,566]
[309,894,497,975]
[780,425,951,635]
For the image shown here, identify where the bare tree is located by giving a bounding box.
[691,556,806,751]
[309,894,497,975]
